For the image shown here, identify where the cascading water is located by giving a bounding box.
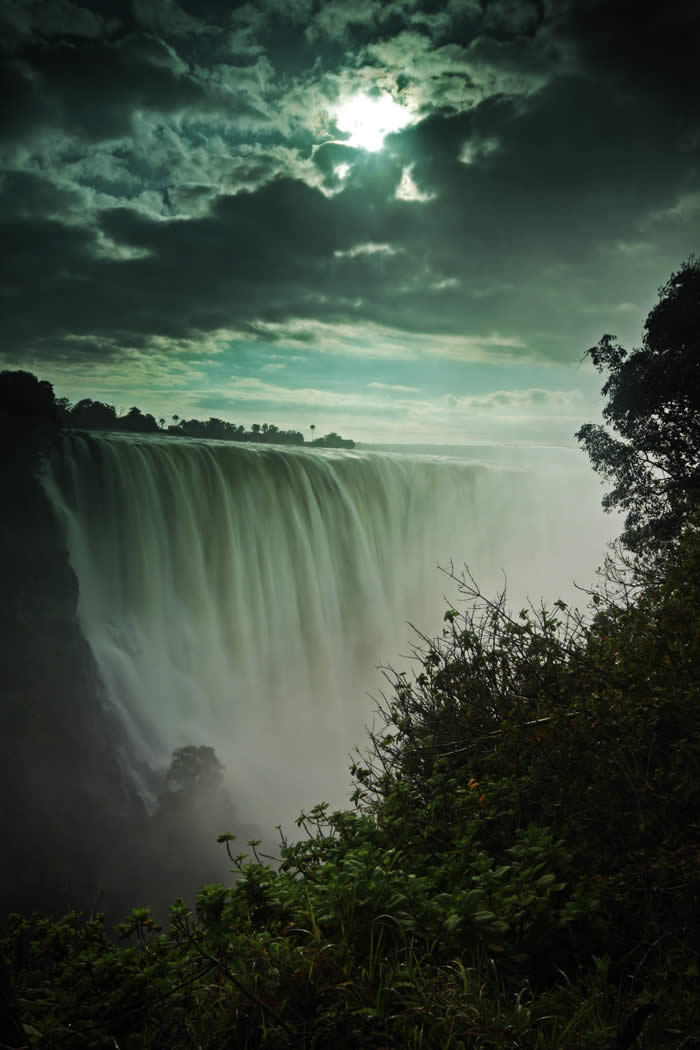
[42,433,616,833]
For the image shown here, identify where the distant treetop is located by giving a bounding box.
[0,369,61,425]
[0,369,355,449]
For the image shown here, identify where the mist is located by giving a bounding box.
[40,434,617,852]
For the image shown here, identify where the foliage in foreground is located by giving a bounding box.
[3,522,700,1049]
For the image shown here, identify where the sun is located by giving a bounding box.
[335,93,412,152]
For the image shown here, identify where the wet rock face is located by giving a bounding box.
[0,415,145,918]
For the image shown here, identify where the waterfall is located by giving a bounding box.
[42,433,615,832]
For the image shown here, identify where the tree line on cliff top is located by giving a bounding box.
[0,373,356,449]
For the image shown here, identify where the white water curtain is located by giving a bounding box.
[43,434,614,830]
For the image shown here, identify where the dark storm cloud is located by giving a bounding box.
[2,172,416,358]
[1,0,698,369]
[398,71,695,265]
[0,169,84,217]
[570,0,700,114]
[0,0,112,47]
[0,33,271,150]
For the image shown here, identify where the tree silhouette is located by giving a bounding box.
[161,745,224,801]
[577,257,700,557]
[150,746,240,906]
[0,372,348,449]
[69,399,118,430]
[119,406,160,433]
[0,370,61,424]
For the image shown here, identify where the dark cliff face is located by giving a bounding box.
[0,415,147,919]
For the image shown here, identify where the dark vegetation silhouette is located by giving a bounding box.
[577,256,700,561]
[0,369,356,448]
[308,429,355,449]
[164,416,307,444]
[0,369,62,425]
[143,747,261,919]
[1,260,699,1047]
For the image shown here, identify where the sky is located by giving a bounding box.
[1,0,698,445]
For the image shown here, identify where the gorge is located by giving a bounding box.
[3,430,617,914]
